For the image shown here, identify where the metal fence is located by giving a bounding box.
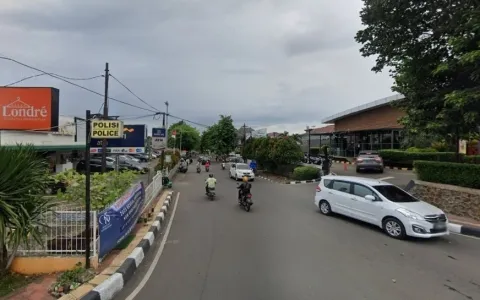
[16,203,98,257]
[15,163,179,257]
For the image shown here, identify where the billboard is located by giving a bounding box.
[0,87,59,131]
[90,124,146,154]
[152,127,166,150]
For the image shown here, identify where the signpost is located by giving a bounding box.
[91,120,123,139]
[90,124,146,154]
[84,111,124,268]
[152,127,166,150]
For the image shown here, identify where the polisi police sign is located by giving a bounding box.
[91,120,124,139]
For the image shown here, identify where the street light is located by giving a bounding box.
[305,125,315,163]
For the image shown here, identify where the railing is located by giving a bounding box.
[15,163,179,257]
[16,203,98,257]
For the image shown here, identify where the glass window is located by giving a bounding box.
[332,181,351,193]
[236,164,250,170]
[372,185,419,203]
[353,184,375,198]
[323,179,332,187]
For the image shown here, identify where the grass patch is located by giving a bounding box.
[115,234,135,250]
[0,272,35,297]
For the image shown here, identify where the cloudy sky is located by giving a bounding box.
[0,0,394,134]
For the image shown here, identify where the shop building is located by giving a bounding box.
[318,94,406,157]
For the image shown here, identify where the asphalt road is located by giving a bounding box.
[308,162,417,188]
[116,163,480,300]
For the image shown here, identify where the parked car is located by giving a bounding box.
[118,155,148,173]
[229,163,255,181]
[129,154,149,162]
[76,159,115,173]
[314,175,449,239]
[356,151,384,173]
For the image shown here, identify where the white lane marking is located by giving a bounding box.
[378,176,394,181]
[125,192,180,300]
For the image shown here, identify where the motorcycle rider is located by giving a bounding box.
[205,173,217,194]
[196,161,201,172]
[205,160,211,170]
[237,176,252,203]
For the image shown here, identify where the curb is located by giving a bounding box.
[448,223,480,238]
[286,178,321,185]
[256,176,275,182]
[80,191,174,300]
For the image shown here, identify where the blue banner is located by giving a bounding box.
[98,182,145,258]
[152,127,166,138]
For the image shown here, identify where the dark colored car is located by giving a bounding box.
[76,159,115,173]
[129,154,149,162]
[355,152,384,173]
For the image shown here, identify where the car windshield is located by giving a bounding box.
[372,185,419,203]
[236,164,249,170]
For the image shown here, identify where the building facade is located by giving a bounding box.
[320,94,406,157]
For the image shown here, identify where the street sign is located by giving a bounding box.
[91,120,124,139]
[90,124,146,153]
[152,127,166,150]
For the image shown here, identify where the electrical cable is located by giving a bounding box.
[109,74,161,112]
[167,113,210,128]
[0,56,158,113]
[3,73,103,87]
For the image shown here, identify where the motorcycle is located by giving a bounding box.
[205,166,210,172]
[206,187,216,200]
[221,163,225,170]
[196,166,201,173]
[240,193,253,212]
[179,165,188,173]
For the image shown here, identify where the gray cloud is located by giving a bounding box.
[0,0,394,134]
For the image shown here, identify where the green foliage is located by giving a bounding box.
[356,1,480,142]
[167,121,201,151]
[406,147,438,153]
[0,145,54,273]
[200,115,236,156]
[414,161,480,189]
[244,136,303,175]
[292,166,320,181]
[51,169,138,210]
[380,150,480,167]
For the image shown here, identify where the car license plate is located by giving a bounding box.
[434,223,446,230]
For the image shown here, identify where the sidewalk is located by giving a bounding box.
[448,214,480,238]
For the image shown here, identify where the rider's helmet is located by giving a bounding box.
[209,173,214,178]
[242,176,249,182]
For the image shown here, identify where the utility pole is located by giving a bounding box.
[101,62,109,173]
[160,112,166,171]
[242,123,247,163]
[85,110,92,268]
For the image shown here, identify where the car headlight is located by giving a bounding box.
[396,208,422,220]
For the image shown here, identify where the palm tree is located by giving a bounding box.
[0,145,53,274]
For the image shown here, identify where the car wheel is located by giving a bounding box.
[379,168,384,173]
[356,168,360,173]
[382,217,406,239]
[251,178,255,182]
[318,200,332,215]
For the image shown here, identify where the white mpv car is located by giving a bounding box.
[230,163,255,181]
[314,176,449,239]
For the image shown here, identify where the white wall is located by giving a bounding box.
[0,116,86,146]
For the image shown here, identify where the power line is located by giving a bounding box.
[109,74,160,112]
[3,73,103,87]
[0,56,158,113]
[167,114,210,128]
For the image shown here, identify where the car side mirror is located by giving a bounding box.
[365,195,376,201]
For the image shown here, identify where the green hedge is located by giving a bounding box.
[292,166,320,181]
[414,161,480,189]
[379,150,458,164]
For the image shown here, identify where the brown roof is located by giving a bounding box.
[311,125,334,134]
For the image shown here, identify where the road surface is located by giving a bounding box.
[116,163,480,300]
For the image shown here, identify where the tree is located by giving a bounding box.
[199,115,237,156]
[244,135,303,173]
[167,121,201,151]
[0,145,54,273]
[355,0,480,155]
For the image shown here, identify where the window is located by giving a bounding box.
[353,184,375,198]
[332,181,351,193]
[323,179,332,188]
[372,185,419,203]
[236,164,249,170]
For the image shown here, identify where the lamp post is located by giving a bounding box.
[305,126,315,163]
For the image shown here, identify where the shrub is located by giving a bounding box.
[463,155,480,164]
[379,150,458,166]
[292,166,320,181]
[155,149,181,172]
[414,161,480,189]
[406,147,438,152]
